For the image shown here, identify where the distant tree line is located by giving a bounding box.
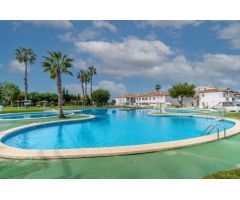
[0,82,82,107]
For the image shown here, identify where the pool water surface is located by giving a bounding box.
[1,109,235,150]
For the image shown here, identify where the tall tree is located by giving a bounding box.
[84,71,91,98]
[87,66,97,97]
[91,89,110,107]
[42,51,73,118]
[77,69,90,105]
[77,70,86,101]
[15,47,37,103]
[0,82,20,106]
[155,84,161,92]
[169,82,195,107]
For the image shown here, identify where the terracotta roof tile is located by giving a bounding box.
[116,92,169,98]
[137,92,169,97]
[198,88,233,93]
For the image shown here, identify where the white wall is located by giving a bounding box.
[167,96,196,107]
[115,97,127,106]
[115,97,135,106]
[135,96,166,106]
[199,91,234,108]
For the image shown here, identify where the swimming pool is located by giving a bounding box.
[0,111,71,119]
[1,109,235,150]
[164,108,200,113]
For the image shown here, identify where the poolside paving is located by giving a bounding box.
[0,114,240,178]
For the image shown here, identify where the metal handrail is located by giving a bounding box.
[201,124,226,140]
[201,124,215,135]
[215,124,227,138]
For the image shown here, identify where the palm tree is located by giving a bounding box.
[42,51,73,118]
[77,70,86,101]
[77,69,90,106]
[155,84,161,92]
[84,71,91,98]
[87,66,97,97]
[15,47,37,103]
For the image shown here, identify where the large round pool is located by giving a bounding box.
[1,109,236,150]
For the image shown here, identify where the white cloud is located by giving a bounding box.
[75,38,174,69]
[64,84,82,96]
[73,57,97,69]
[73,37,240,88]
[0,63,3,68]
[194,54,240,86]
[58,32,75,42]
[93,21,117,32]
[64,80,127,98]
[139,20,201,29]
[77,28,101,41]
[94,80,127,98]
[58,21,116,43]
[58,28,100,43]
[13,20,73,29]
[218,22,240,49]
[9,60,29,74]
[73,59,88,69]
[145,31,157,40]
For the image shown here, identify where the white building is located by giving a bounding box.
[135,92,171,107]
[115,92,172,107]
[198,88,235,108]
[115,86,238,108]
[115,94,136,106]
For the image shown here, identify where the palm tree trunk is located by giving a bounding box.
[90,77,93,96]
[85,82,88,97]
[90,76,93,105]
[57,71,65,118]
[81,81,85,106]
[24,61,28,107]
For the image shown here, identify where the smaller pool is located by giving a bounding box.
[0,111,71,120]
[165,108,200,113]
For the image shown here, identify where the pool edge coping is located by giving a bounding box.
[0,114,240,160]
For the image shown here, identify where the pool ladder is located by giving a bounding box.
[201,124,227,140]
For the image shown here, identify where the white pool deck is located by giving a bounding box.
[0,113,240,160]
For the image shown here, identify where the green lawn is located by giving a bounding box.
[0,107,47,114]
[204,169,240,179]
[0,109,240,178]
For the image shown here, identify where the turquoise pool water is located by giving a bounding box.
[0,111,70,119]
[164,108,200,113]
[1,109,235,150]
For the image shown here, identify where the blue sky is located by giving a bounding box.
[1,20,240,98]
